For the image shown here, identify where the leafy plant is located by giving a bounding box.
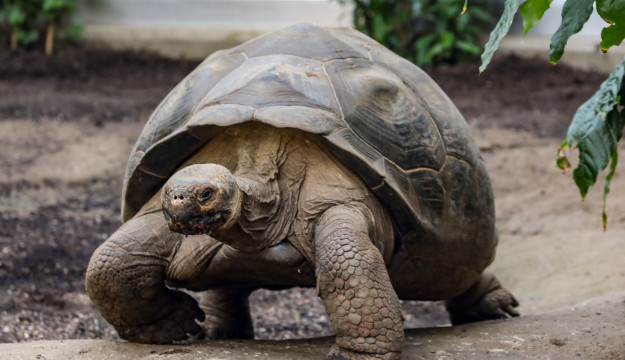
[337,0,495,66]
[478,0,625,229]
[2,0,42,50]
[0,0,82,53]
[42,0,80,54]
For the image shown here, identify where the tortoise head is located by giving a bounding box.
[161,164,242,236]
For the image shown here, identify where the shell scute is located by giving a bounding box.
[234,23,370,61]
[324,58,446,171]
[196,55,341,115]
[361,43,481,165]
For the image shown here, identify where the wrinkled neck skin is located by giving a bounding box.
[212,173,284,253]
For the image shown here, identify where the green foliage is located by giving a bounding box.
[520,0,552,36]
[64,23,83,44]
[597,0,625,51]
[481,0,625,69]
[3,0,43,48]
[479,0,519,73]
[0,0,81,51]
[479,0,625,227]
[42,0,77,21]
[548,0,594,63]
[557,59,625,198]
[338,0,495,67]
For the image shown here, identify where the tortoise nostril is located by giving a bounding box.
[170,193,185,203]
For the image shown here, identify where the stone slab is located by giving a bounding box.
[2,293,623,359]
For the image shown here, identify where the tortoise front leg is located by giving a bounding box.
[315,206,403,360]
[85,210,205,344]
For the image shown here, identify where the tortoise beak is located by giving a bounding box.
[163,209,226,236]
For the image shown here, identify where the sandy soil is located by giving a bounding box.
[1,48,623,357]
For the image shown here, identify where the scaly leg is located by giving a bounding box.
[315,206,403,360]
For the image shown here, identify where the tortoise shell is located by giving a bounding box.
[122,24,495,264]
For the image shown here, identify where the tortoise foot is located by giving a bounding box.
[117,290,205,344]
[446,271,519,325]
[326,344,400,360]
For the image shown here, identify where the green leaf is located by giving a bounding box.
[549,0,594,64]
[572,110,624,199]
[456,39,482,55]
[7,5,25,26]
[567,57,625,137]
[519,0,552,36]
[462,0,468,14]
[372,13,389,42]
[43,0,66,20]
[16,28,39,45]
[415,34,437,66]
[479,0,520,73]
[556,141,572,172]
[597,0,625,51]
[470,6,497,24]
[563,57,625,199]
[426,42,450,61]
[65,24,84,43]
[597,0,621,20]
[457,8,470,30]
[600,22,625,50]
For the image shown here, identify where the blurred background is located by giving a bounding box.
[1,0,621,69]
[1,1,625,356]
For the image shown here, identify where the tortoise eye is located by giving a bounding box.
[200,189,213,202]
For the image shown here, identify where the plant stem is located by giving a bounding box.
[10,31,17,51]
[45,23,55,55]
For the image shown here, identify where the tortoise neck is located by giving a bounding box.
[212,175,282,252]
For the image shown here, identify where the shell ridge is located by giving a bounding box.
[195,103,257,115]
[246,53,325,63]
[136,165,169,179]
[406,167,441,174]
[191,54,251,115]
[444,154,476,171]
[322,62,345,122]
[400,82,448,162]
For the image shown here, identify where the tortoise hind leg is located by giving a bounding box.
[445,271,519,325]
[199,287,254,339]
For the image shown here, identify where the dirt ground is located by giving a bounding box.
[1,47,623,354]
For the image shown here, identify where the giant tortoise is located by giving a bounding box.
[86,24,518,360]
